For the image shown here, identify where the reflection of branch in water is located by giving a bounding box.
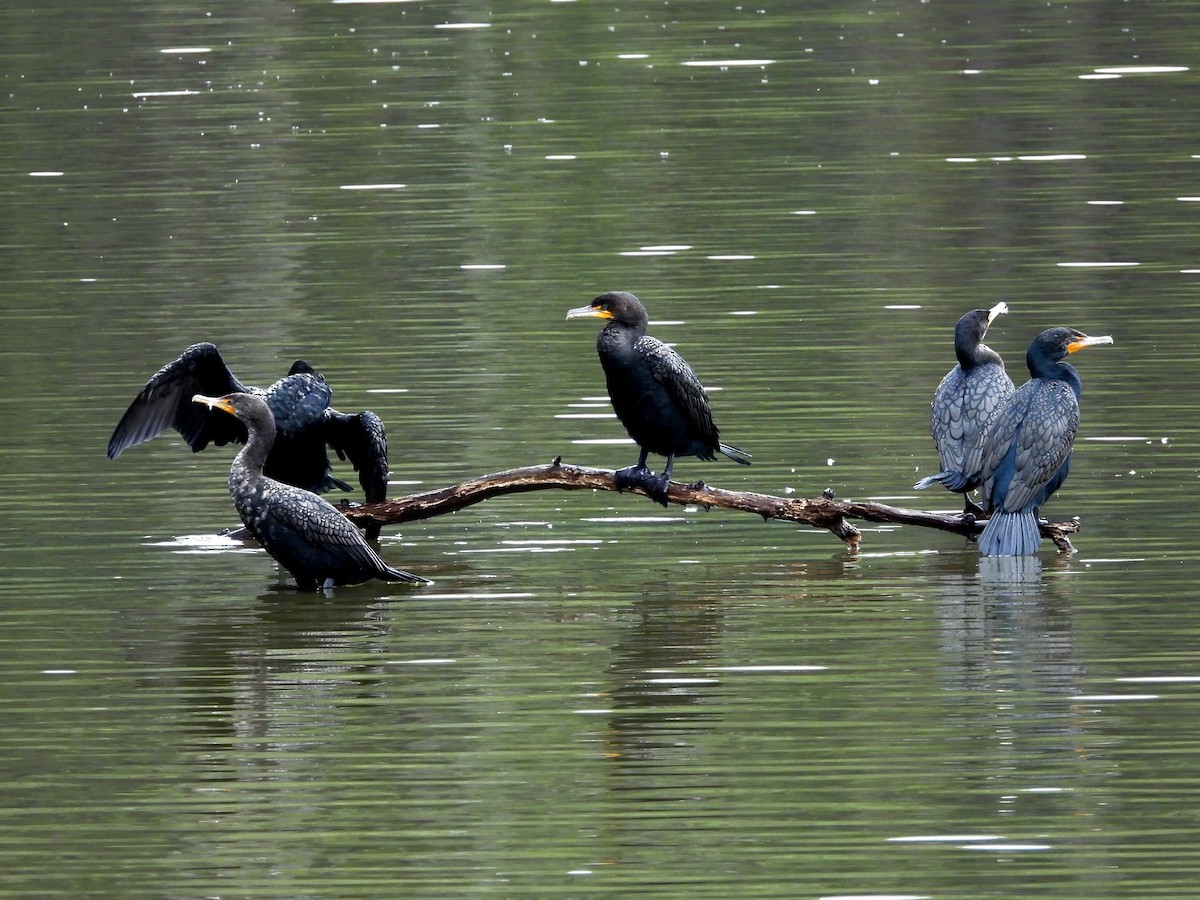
[341,459,1082,551]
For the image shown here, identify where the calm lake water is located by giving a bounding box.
[3,1,1200,897]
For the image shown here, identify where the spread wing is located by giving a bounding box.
[107,343,247,458]
[263,371,332,439]
[325,410,390,503]
[260,372,346,494]
[638,336,719,447]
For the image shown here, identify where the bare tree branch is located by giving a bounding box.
[339,458,1081,552]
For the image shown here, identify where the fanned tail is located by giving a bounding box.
[978,511,1041,556]
[719,443,752,466]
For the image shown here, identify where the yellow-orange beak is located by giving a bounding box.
[193,393,236,415]
[1067,334,1114,354]
[566,304,612,321]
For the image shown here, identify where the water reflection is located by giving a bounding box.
[928,555,1118,858]
[163,593,397,749]
[601,590,725,770]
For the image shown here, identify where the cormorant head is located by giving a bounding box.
[566,291,649,328]
[1027,326,1113,373]
[193,392,275,428]
[954,301,1008,365]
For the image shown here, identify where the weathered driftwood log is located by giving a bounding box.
[340,458,1081,552]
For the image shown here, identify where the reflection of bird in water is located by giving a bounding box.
[107,342,390,510]
[977,327,1113,556]
[915,302,1014,513]
[566,291,750,506]
[192,392,428,591]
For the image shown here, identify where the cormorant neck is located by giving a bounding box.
[601,317,645,342]
[1029,353,1082,398]
[958,340,1003,370]
[234,412,276,477]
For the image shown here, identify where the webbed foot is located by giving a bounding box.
[645,472,672,508]
[614,464,651,493]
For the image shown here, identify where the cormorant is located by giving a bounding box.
[914,302,1014,512]
[976,327,1113,556]
[108,343,390,533]
[566,291,750,506]
[192,392,428,590]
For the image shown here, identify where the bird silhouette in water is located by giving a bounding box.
[914,302,1015,514]
[193,392,428,591]
[567,291,750,506]
[975,327,1113,556]
[108,342,390,538]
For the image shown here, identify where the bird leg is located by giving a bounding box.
[642,453,675,507]
[613,448,653,493]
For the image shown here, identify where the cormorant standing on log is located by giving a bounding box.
[566,291,750,506]
[914,302,1014,512]
[976,327,1112,556]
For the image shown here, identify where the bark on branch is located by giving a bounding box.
[340,458,1081,552]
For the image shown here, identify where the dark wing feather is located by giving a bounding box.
[264,371,331,438]
[257,482,396,580]
[639,336,719,448]
[977,384,1029,509]
[325,410,390,503]
[966,365,1016,446]
[1000,380,1078,513]
[107,343,247,458]
[930,365,969,472]
[979,380,1078,515]
[936,363,1015,476]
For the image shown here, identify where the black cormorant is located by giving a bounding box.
[914,302,1014,512]
[108,342,389,515]
[976,327,1113,556]
[192,392,428,590]
[566,291,750,506]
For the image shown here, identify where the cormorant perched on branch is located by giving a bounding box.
[976,327,1113,556]
[914,302,1014,512]
[566,291,750,506]
[193,392,427,590]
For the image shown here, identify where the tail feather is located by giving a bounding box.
[317,474,354,494]
[914,470,971,492]
[978,511,1041,556]
[381,564,432,585]
[719,443,752,466]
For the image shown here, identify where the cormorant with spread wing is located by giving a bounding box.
[108,344,390,535]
